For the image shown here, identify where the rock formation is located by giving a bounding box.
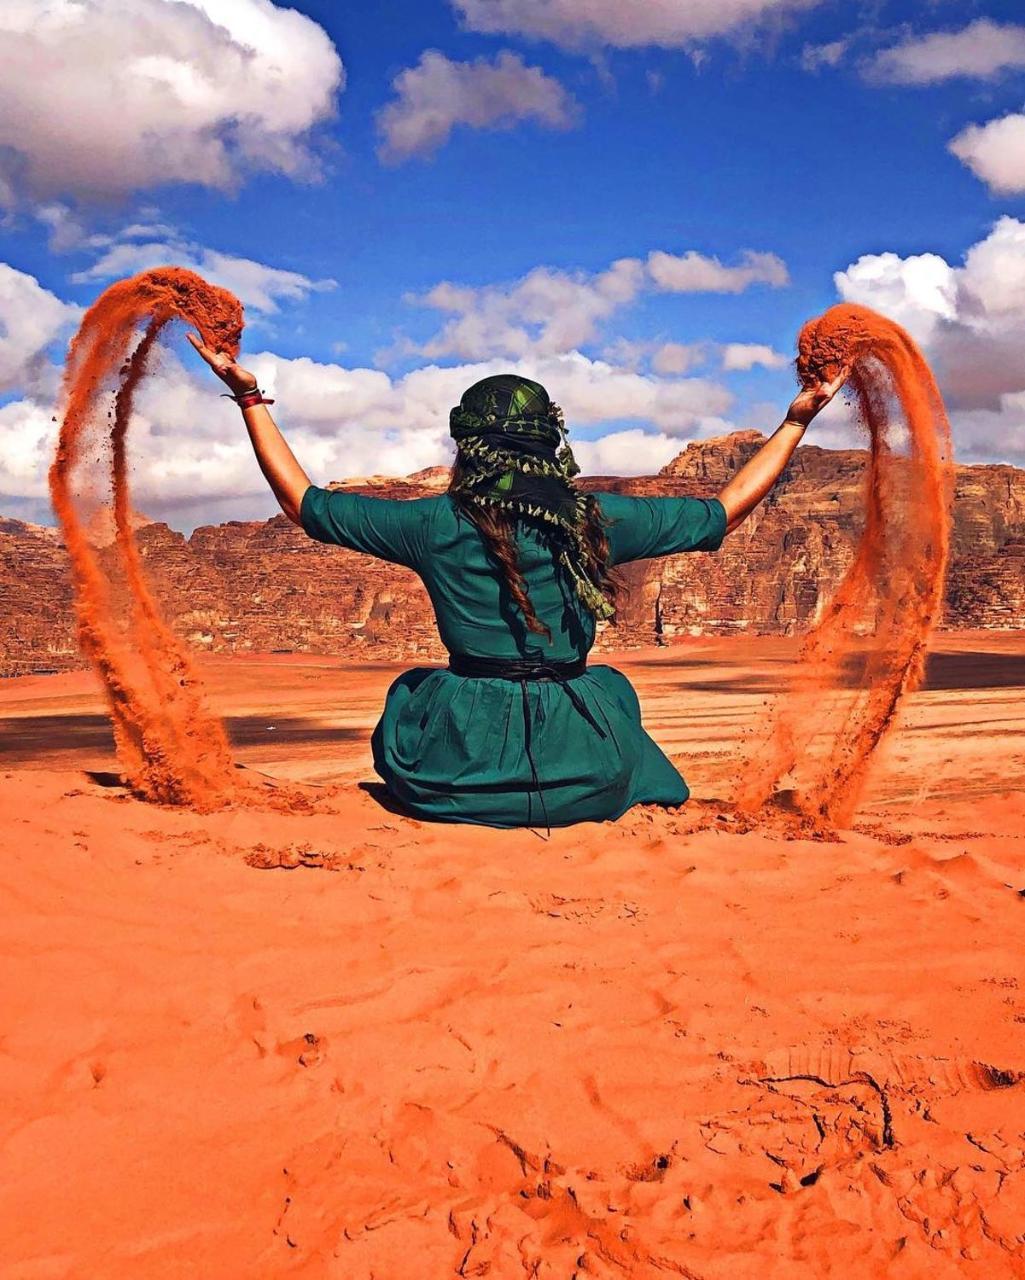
[2,433,1023,676]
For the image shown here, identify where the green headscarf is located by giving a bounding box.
[449,374,615,621]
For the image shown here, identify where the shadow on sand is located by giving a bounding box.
[0,713,366,766]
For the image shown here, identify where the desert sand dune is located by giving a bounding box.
[1,632,1024,1278]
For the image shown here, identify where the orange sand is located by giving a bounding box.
[50,267,243,810]
[1,635,1024,1279]
[738,304,954,824]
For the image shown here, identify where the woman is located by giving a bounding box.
[189,333,846,832]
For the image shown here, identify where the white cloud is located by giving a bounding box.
[834,250,958,346]
[35,204,181,255]
[834,217,1025,459]
[0,0,343,207]
[0,264,81,394]
[520,351,732,432]
[648,248,790,293]
[946,393,1025,465]
[652,342,705,375]
[405,248,790,363]
[868,20,1025,85]
[571,428,685,475]
[960,217,1025,317]
[71,234,335,315]
[949,113,1025,196]
[410,258,647,359]
[0,319,735,526]
[0,398,58,500]
[244,346,731,439]
[800,39,847,72]
[720,342,789,371]
[451,0,822,49]
[376,49,579,162]
[600,338,708,375]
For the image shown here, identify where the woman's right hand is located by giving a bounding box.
[785,368,850,428]
[186,331,258,397]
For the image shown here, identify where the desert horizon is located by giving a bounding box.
[4,430,1024,682]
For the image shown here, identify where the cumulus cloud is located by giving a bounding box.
[450,0,822,49]
[0,313,735,526]
[376,49,579,162]
[648,249,790,293]
[949,113,1025,196]
[239,347,731,440]
[523,352,732,432]
[0,0,343,207]
[834,250,958,346]
[571,428,686,475]
[0,398,59,511]
[70,229,335,315]
[0,264,81,394]
[868,20,1025,85]
[835,217,1025,460]
[406,248,790,363]
[720,343,789,371]
[410,259,647,359]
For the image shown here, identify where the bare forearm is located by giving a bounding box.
[716,419,806,534]
[240,404,311,524]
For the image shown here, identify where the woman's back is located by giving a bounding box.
[299,486,728,661]
[298,483,727,828]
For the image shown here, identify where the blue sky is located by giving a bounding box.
[2,0,1025,527]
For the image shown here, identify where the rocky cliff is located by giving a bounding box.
[2,433,1023,676]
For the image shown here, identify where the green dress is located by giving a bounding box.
[299,485,727,828]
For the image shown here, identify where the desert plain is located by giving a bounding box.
[1,631,1024,1278]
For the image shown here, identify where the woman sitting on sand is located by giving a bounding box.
[189,334,845,832]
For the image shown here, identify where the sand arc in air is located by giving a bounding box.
[736,302,955,824]
[49,267,245,810]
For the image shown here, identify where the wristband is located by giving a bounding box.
[781,418,808,430]
[222,389,275,409]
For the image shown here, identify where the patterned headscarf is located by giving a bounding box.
[449,374,615,620]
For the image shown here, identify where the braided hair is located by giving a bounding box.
[446,374,620,641]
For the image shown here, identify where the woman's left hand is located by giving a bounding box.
[785,368,850,428]
[186,331,258,397]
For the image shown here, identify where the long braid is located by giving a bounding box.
[471,502,553,640]
[448,456,620,638]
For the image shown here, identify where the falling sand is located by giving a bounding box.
[736,302,954,824]
[49,267,245,810]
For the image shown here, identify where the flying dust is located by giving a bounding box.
[736,303,954,823]
[50,267,245,810]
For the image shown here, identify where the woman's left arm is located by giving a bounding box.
[188,332,310,524]
[716,369,849,536]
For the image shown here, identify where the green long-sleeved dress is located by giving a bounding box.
[300,484,727,828]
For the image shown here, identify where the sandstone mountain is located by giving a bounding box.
[2,432,1023,676]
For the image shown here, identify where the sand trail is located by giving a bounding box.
[50,267,244,810]
[737,303,954,824]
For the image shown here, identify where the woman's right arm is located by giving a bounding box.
[598,368,850,564]
[187,331,431,566]
[716,369,848,536]
[188,332,310,524]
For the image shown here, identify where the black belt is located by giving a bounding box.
[446,651,608,837]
